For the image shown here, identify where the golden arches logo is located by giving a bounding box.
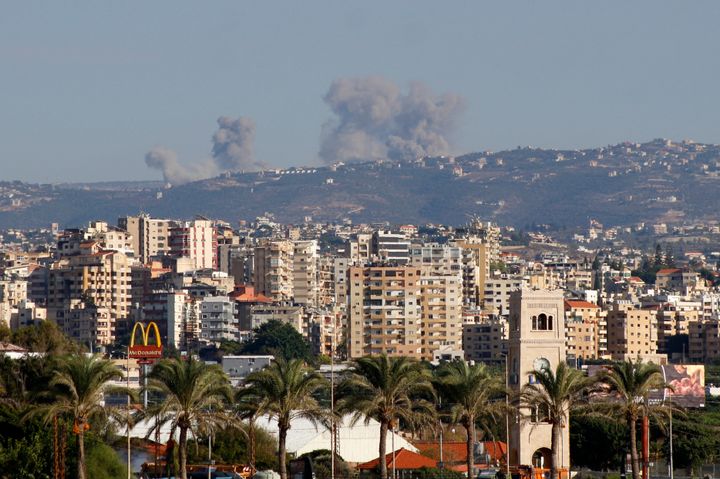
[129,322,163,360]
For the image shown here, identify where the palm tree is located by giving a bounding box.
[600,360,666,479]
[336,354,435,479]
[146,356,232,479]
[234,385,264,472]
[435,360,505,479]
[31,353,125,479]
[242,357,327,479]
[520,361,591,479]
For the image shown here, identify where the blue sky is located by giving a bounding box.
[2,1,720,182]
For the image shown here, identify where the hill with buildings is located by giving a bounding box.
[2,138,720,230]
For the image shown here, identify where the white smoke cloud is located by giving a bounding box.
[319,76,464,164]
[144,146,218,186]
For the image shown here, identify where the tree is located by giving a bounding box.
[241,320,313,361]
[146,357,232,479]
[336,355,435,479]
[31,353,125,479]
[520,362,591,479]
[435,360,505,478]
[570,415,627,471]
[599,360,666,479]
[242,357,327,479]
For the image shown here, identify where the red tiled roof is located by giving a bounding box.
[564,300,599,310]
[358,448,436,470]
[415,441,507,463]
[628,276,645,283]
[657,268,681,275]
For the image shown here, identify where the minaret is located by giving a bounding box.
[508,288,569,469]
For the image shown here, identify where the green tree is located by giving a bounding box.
[570,415,628,471]
[30,353,125,479]
[667,412,720,475]
[242,357,327,479]
[520,362,591,479]
[241,320,313,361]
[336,355,435,479]
[146,357,232,479]
[435,360,505,477]
[599,361,666,479]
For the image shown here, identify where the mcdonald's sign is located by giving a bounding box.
[129,321,163,361]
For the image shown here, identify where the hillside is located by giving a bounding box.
[2,138,720,230]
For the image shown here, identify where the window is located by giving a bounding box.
[532,313,553,331]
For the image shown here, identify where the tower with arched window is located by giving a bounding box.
[507,288,569,470]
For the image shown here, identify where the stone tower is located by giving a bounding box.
[508,288,569,469]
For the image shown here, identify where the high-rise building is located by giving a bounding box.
[253,240,294,302]
[419,275,463,359]
[47,250,131,345]
[119,214,174,263]
[293,240,319,307]
[606,301,665,363]
[348,265,422,358]
[169,219,217,270]
[564,300,607,360]
[371,231,410,265]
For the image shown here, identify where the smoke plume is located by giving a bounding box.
[212,116,266,171]
[144,146,218,185]
[145,115,263,185]
[319,76,464,164]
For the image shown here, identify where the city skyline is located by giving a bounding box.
[3,1,720,182]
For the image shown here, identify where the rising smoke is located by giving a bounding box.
[145,115,263,186]
[319,76,464,164]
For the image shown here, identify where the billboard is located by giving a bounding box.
[585,364,705,408]
[129,321,163,362]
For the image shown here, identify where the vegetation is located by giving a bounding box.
[241,320,313,362]
[29,353,126,479]
[435,360,505,478]
[242,357,327,479]
[337,355,435,479]
[520,362,591,479]
[599,360,667,479]
[145,357,232,479]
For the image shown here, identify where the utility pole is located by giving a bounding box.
[330,317,335,479]
[503,352,510,478]
[669,409,674,479]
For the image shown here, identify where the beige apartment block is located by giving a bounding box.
[119,214,173,263]
[293,240,319,307]
[606,302,666,363]
[409,244,463,276]
[564,300,607,359]
[53,299,113,346]
[462,316,508,363]
[347,265,422,359]
[419,274,463,360]
[688,319,720,362]
[508,288,569,469]
[47,250,131,345]
[253,240,294,302]
[483,276,525,316]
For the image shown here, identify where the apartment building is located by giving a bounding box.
[167,292,201,349]
[47,250,131,345]
[372,231,411,265]
[293,240,319,307]
[347,265,422,359]
[55,299,113,346]
[451,240,489,308]
[409,244,463,276]
[564,300,607,360]
[419,275,463,359]
[606,302,665,363]
[462,317,508,363]
[169,219,217,270]
[253,240,294,302]
[483,276,525,316]
[688,319,720,362]
[119,214,174,263]
[200,296,238,342]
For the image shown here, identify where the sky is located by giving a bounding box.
[2,1,720,183]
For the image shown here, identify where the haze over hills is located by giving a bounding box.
[2,138,719,231]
